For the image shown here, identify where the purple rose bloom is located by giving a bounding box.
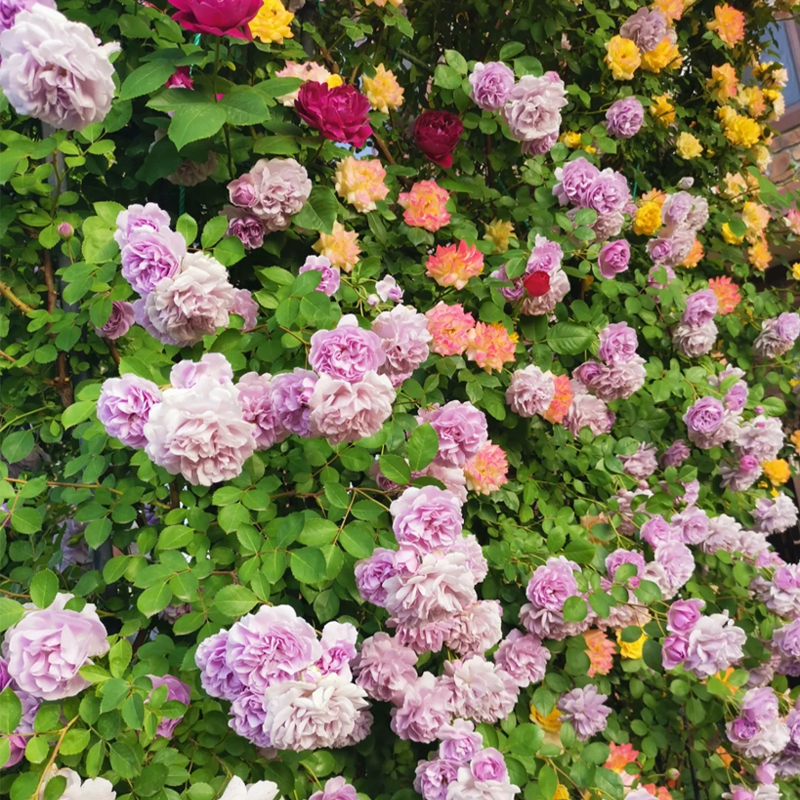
[355,548,398,606]
[605,97,644,139]
[776,312,800,343]
[620,443,658,480]
[660,439,690,468]
[598,321,638,364]
[272,368,319,438]
[661,634,689,669]
[229,690,272,747]
[225,604,323,693]
[309,315,386,382]
[299,255,341,297]
[494,629,550,688]
[592,211,625,242]
[116,206,168,246]
[148,674,191,739]
[468,61,515,111]
[236,158,312,232]
[195,630,244,701]
[503,73,568,144]
[684,396,725,435]
[671,506,710,545]
[5,594,109,700]
[620,7,667,52]
[655,540,695,593]
[527,234,564,274]
[597,239,631,279]
[672,320,717,358]
[586,169,630,215]
[97,373,162,449]
[682,289,718,327]
[0,5,119,132]
[420,400,488,468]
[565,391,616,436]
[553,157,600,207]
[414,758,459,800]
[640,515,672,548]
[647,236,673,265]
[309,777,358,800]
[121,225,187,296]
[232,288,258,329]
[683,612,746,679]
[228,175,257,208]
[0,0,55,32]
[95,300,135,340]
[438,719,484,763]
[471,749,508,782]
[353,632,418,704]
[667,598,704,634]
[521,131,558,155]
[170,353,233,389]
[557,685,612,740]
[390,486,464,555]
[390,672,452,743]
[224,207,266,250]
[237,372,288,450]
[372,305,432,386]
[659,226,696,267]
[773,619,800,661]
[648,263,676,290]
[526,556,579,610]
[506,365,556,418]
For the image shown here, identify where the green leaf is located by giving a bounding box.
[120,61,177,101]
[60,728,91,756]
[11,507,43,534]
[0,688,22,734]
[563,596,587,622]
[62,400,96,429]
[1,429,33,463]
[176,213,197,246]
[290,547,328,584]
[379,454,411,486]
[582,743,610,764]
[407,423,439,472]
[220,90,271,126]
[547,322,597,355]
[201,216,229,249]
[538,765,558,800]
[498,42,526,60]
[291,186,338,235]
[30,569,58,609]
[444,50,468,74]
[137,583,172,617]
[213,585,258,617]
[434,64,462,89]
[507,723,543,756]
[108,639,133,678]
[168,103,227,151]
[110,741,142,779]
[0,598,24,632]
[338,524,374,559]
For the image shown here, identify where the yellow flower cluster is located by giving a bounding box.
[650,94,675,126]
[718,107,762,148]
[617,629,647,660]
[742,201,770,242]
[362,64,404,114]
[250,0,294,44]
[605,35,641,80]
[634,202,663,236]
[642,37,682,73]
[791,430,800,455]
[484,219,515,254]
[792,263,800,281]
[748,237,771,271]
[676,131,703,159]
[707,63,738,103]
[762,459,791,486]
[721,222,745,245]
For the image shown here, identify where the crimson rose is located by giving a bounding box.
[295,81,373,148]
[168,0,262,39]
[414,110,463,168]
[524,271,551,297]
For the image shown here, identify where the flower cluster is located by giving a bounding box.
[196,607,371,751]
[574,321,646,401]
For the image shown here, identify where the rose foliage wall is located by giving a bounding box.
[5,1,800,800]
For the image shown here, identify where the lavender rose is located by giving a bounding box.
[120,225,187,296]
[605,97,644,139]
[503,73,568,144]
[299,255,341,297]
[0,6,119,131]
[95,300,135,340]
[225,207,266,250]
[148,674,191,739]
[372,305,432,386]
[420,400,488,468]
[390,486,464,554]
[194,630,244,701]
[620,7,667,52]
[5,593,109,700]
[353,632,418,703]
[506,365,555,417]
[553,157,600,207]
[309,315,386,382]
[236,372,288,450]
[557,685,612,740]
[97,373,162,449]
[272,368,319,438]
[469,61,515,111]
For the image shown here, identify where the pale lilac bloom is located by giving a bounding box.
[148,674,191,739]
[121,225,187,296]
[352,632,418,703]
[194,630,243,701]
[557,685,612,740]
[97,374,162,449]
[620,443,658,480]
[654,540,695,593]
[230,691,272,747]
[605,97,644,138]
[553,157,600,207]
[503,72,567,145]
[420,401,488,468]
[236,372,288,450]
[672,320,717,358]
[95,301,135,339]
[620,7,667,51]
[390,486,463,555]
[682,290,718,326]
[0,0,55,32]
[442,657,519,724]
[272,368,319,438]
[0,6,119,131]
[372,305,432,386]
[469,61,515,111]
[390,672,452,743]
[671,506,710,545]
[232,288,259,329]
[309,315,386,382]
[170,353,233,389]
[376,274,404,303]
[299,255,341,296]
[754,495,799,534]
[445,601,503,658]
[494,629,550,687]
[597,239,631,278]
[565,390,615,436]
[438,719,484,763]
[415,758,459,800]
[354,548,398,606]
[225,207,266,250]
[506,365,556,417]
[309,777,358,800]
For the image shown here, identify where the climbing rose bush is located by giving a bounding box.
[3,1,800,800]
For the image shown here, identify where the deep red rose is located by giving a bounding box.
[524,271,551,297]
[414,110,463,168]
[295,81,373,149]
[168,0,262,41]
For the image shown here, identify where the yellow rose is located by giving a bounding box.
[484,219,516,254]
[327,74,344,89]
[561,131,583,149]
[617,629,647,660]
[650,94,676,126]
[748,237,771,271]
[676,131,703,159]
[721,222,744,245]
[530,705,562,733]
[604,35,642,80]
[762,459,791,486]
[633,202,663,236]
[250,0,294,44]
[790,430,800,454]
[641,38,682,73]
[554,785,570,800]
[792,263,800,281]
[362,64,404,114]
